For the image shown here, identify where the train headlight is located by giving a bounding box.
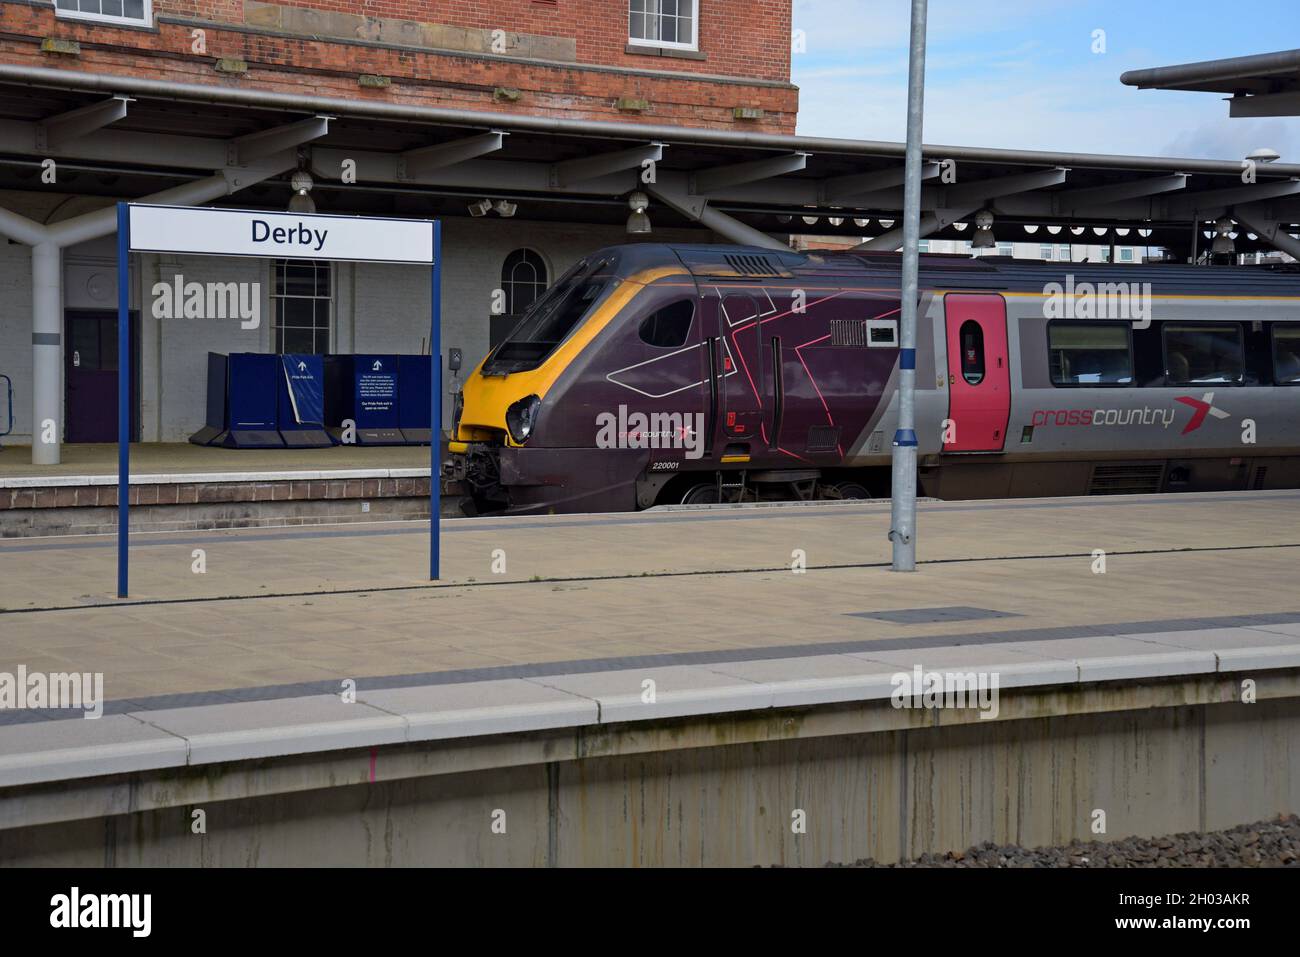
[505,395,541,444]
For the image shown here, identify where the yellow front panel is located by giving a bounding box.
[455,267,687,446]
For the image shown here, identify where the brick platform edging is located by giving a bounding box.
[1,474,433,510]
[0,468,431,489]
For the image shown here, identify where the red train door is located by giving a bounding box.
[943,293,1010,452]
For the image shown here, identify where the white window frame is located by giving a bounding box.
[54,0,153,28]
[628,0,699,52]
[271,259,334,356]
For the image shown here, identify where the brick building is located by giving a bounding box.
[3,0,796,131]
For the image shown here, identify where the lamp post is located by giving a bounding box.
[889,0,929,572]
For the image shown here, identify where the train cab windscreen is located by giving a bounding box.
[483,256,616,374]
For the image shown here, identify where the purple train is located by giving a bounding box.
[446,243,1300,514]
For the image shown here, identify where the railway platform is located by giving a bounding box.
[1,490,1299,865]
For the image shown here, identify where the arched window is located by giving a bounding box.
[501,249,549,318]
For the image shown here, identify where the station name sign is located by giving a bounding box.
[126,205,436,264]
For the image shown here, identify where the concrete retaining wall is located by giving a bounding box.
[2,673,1296,866]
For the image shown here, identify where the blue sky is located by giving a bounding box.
[791,0,1300,160]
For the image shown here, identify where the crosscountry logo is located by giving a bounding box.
[1175,393,1230,434]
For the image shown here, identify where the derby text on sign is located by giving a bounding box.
[126,205,437,264]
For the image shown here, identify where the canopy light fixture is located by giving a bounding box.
[1211,217,1236,256]
[971,209,996,249]
[468,198,493,217]
[288,168,315,214]
[626,191,651,234]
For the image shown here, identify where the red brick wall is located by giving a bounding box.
[1,0,797,131]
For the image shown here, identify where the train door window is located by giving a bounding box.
[959,320,985,385]
[1273,324,1300,384]
[1163,324,1244,384]
[638,299,695,348]
[1048,322,1133,385]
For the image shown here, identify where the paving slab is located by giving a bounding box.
[1125,627,1300,672]
[528,665,773,723]
[129,695,407,765]
[703,654,900,708]
[358,679,598,741]
[846,645,1081,689]
[972,635,1220,682]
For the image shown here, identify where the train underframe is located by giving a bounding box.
[446,442,888,515]
[446,442,1300,517]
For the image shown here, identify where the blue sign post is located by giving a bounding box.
[431,220,442,583]
[115,203,442,597]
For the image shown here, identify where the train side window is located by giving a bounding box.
[1273,324,1300,384]
[1162,324,1243,384]
[1048,322,1133,386]
[638,299,695,348]
[959,320,985,385]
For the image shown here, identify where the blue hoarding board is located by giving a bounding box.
[279,354,332,447]
[223,353,283,447]
[398,354,432,443]
[353,355,400,430]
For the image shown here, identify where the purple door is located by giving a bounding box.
[65,310,139,443]
[718,294,764,442]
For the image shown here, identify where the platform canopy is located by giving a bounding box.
[1122,49,1300,119]
[0,62,1298,258]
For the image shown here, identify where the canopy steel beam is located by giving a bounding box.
[647,182,786,250]
[856,205,977,251]
[549,142,663,189]
[819,161,938,205]
[1052,173,1188,211]
[397,130,506,181]
[230,115,331,165]
[943,167,1069,209]
[1233,206,1300,259]
[690,152,809,194]
[1163,178,1300,217]
[35,95,132,150]
[1229,91,1300,118]
[7,62,1300,179]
